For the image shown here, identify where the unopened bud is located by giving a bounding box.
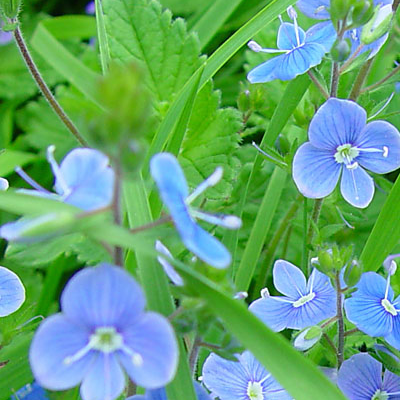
[361,4,392,45]
[0,0,22,19]
[330,0,351,22]
[344,260,362,287]
[315,249,334,274]
[349,0,374,28]
[293,326,322,351]
[331,38,351,62]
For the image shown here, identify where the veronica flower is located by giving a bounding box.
[29,264,178,400]
[249,259,336,331]
[150,152,241,269]
[0,177,8,190]
[337,353,400,400]
[0,266,25,316]
[202,351,291,400]
[85,1,95,15]
[10,382,49,400]
[247,7,336,83]
[344,271,400,349]
[0,21,13,45]
[292,98,400,208]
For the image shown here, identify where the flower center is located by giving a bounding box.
[371,389,389,400]
[90,327,123,353]
[293,292,315,308]
[247,381,264,400]
[334,144,360,165]
[381,298,398,316]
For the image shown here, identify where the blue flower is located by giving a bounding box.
[247,7,336,83]
[337,353,400,400]
[0,177,8,190]
[85,1,95,14]
[249,260,336,331]
[292,98,400,208]
[0,21,13,45]
[344,271,400,349]
[29,264,178,400]
[150,152,241,269]
[0,266,25,317]
[10,382,49,400]
[127,382,211,400]
[202,350,291,400]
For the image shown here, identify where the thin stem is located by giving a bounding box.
[323,333,338,355]
[306,198,323,274]
[330,62,340,97]
[335,271,345,368]
[339,44,365,74]
[307,70,329,99]
[344,328,359,337]
[393,0,400,12]
[13,23,88,147]
[302,197,308,272]
[320,316,339,329]
[349,59,374,101]
[281,225,292,259]
[189,335,202,375]
[361,64,400,94]
[130,215,172,234]
[113,161,123,266]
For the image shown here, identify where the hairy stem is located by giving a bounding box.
[339,44,364,74]
[349,59,374,101]
[189,335,202,375]
[307,71,329,99]
[306,198,323,274]
[330,62,340,97]
[336,272,345,368]
[130,215,172,234]
[361,64,400,94]
[13,24,88,146]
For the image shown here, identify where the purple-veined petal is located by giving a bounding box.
[355,121,400,174]
[296,0,330,20]
[292,142,341,199]
[309,98,367,150]
[383,369,400,398]
[119,312,178,389]
[344,272,394,337]
[0,267,25,316]
[277,22,306,50]
[340,164,374,208]
[384,313,400,350]
[305,21,337,52]
[337,353,382,400]
[247,56,283,83]
[61,264,145,329]
[273,259,307,298]
[29,314,95,390]
[80,353,125,400]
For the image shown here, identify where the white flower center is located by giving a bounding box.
[372,389,389,400]
[247,381,264,400]
[334,144,360,165]
[381,298,398,316]
[293,292,315,308]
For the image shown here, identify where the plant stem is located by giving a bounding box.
[130,215,172,234]
[302,197,308,272]
[344,328,359,337]
[330,62,340,97]
[335,271,345,368]
[323,333,338,355]
[13,23,88,147]
[393,0,400,12]
[349,59,374,101]
[306,198,323,274]
[361,64,400,94]
[307,71,329,99]
[339,44,364,74]
[189,335,202,375]
[113,161,123,266]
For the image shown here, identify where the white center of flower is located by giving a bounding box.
[247,381,264,400]
[334,144,360,165]
[371,389,389,400]
[293,292,315,308]
[90,327,123,353]
[381,298,398,316]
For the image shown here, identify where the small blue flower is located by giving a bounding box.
[249,260,336,331]
[344,271,400,349]
[292,98,400,208]
[0,266,25,317]
[150,152,241,269]
[85,1,95,15]
[0,21,13,46]
[0,177,8,190]
[202,350,291,400]
[127,382,211,400]
[337,353,400,400]
[247,7,336,83]
[10,382,49,400]
[29,264,178,400]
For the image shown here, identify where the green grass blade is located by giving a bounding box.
[95,0,111,74]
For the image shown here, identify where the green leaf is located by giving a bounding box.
[0,149,37,176]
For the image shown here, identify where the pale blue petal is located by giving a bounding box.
[277,22,306,50]
[292,142,341,199]
[340,165,374,208]
[119,312,178,389]
[80,354,125,400]
[337,354,381,400]
[344,272,394,337]
[309,98,367,150]
[384,315,400,350]
[249,297,294,332]
[273,260,307,299]
[247,56,283,83]
[0,177,9,190]
[61,264,145,329]
[0,29,13,45]
[383,369,400,397]
[29,314,95,390]
[355,121,400,174]
[305,21,337,52]
[0,267,25,316]
[296,0,330,19]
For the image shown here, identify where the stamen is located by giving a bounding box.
[287,6,300,46]
[383,146,389,157]
[120,344,144,367]
[46,145,71,197]
[190,209,242,229]
[247,381,264,400]
[261,288,270,298]
[346,162,359,170]
[252,142,286,166]
[155,240,173,259]
[63,342,93,365]
[15,167,51,193]
[185,167,223,204]
[247,40,287,54]
[293,292,316,308]
[382,298,397,316]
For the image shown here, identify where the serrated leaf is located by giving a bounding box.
[69,236,112,265]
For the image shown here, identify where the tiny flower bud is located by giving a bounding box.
[361,4,392,45]
[234,291,248,300]
[330,0,351,21]
[0,0,22,19]
[349,0,374,28]
[237,89,251,113]
[344,260,363,287]
[293,326,322,351]
[315,249,334,274]
[331,38,351,62]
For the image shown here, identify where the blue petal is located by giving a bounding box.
[80,354,125,400]
[247,56,283,83]
[273,260,307,299]
[293,327,322,351]
[344,272,394,337]
[355,121,400,174]
[0,267,25,316]
[305,21,337,52]
[61,264,146,329]
[58,149,114,211]
[118,312,178,389]
[29,314,95,390]
[340,164,374,208]
[384,314,400,350]
[277,22,306,50]
[308,98,367,150]
[296,0,330,19]
[337,354,381,400]
[383,369,400,397]
[292,142,341,199]
[0,177,8,190]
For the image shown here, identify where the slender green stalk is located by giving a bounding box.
[130,215,172,234]
[302,197,308,271]
[13,23,88,147]
[307,70,329,99]
[306,198,323,274]
[339,44,364,74]
[112,161,123,266]
[361,64,400,94]
[189,335,202,375]
[336,272,345,368]
[349,59,374,101]
[330,62,340,97]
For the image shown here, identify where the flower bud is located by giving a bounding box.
[330,0,352,22]
[237,89,251,113]
[361,4,392,45]
[293,326,322,351]
[0,0,21,19]
[313,249,334,275]
[349,0,374,28]
[331,38,351,62]
[343,260,362,287]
